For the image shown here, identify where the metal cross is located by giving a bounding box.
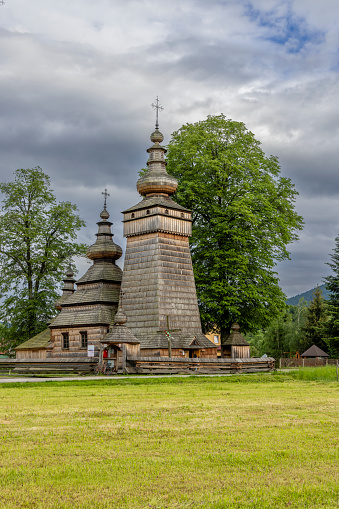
[102,188,110,209]
[151,96,164,130]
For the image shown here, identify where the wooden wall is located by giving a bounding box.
[124,207,192,238]
[49,326,108,358]
[121,232,203,335]
[16,349,47,360]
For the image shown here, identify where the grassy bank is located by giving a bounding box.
[287,365,339,382]
[0,375,338,508]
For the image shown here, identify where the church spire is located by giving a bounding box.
[136,98,178,197]
[87,192,122,261]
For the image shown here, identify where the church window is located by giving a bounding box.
[80,331,88,348]
[165,209,169,214]
[62,332,69,349]
[181,213,184,218]
[146,209,150,215]
[131,213,135,218]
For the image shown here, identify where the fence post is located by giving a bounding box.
[302,358,305,368]
[336,362,338,383]
[279,358,282,370]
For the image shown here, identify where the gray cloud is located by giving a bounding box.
[0,0,339,298]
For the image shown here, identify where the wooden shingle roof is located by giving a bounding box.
[103,325,140,344]
[15,328,51,350]
[123,195,190,214]
[62,287,120,307]
[134,331,217,350]
[222,323,249,346]
[301,345,329,357]
[50,305,115,328]
[76,262,122,285]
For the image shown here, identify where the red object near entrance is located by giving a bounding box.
[103,349,108,359]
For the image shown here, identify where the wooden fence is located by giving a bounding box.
[126,356,275,374]
[0,358,97,375]
[0,356,275,375]
[279,358,338,368]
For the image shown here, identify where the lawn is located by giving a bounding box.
[0,373,338,509]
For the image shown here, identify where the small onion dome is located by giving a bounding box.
[65,266,74,278]
[114,306,127,326]
[150,129,164,143]
[136,127,178,197]
[87,239,122,260]
[100,208,110,221]
[87,208,123,261]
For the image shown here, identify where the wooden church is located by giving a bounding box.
[14,108,275,374]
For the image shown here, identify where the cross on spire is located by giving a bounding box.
[102,188,110,209]
[151,96,164,130]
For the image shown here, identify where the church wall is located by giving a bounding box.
[122,232,203,336]
[49,326,108,358]
[16,349,47,360]
[124,213,192,237]
[126,343,140,358]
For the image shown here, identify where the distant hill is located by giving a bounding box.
[286,284,331,306]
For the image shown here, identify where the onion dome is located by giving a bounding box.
[104,301,140,344]
[87,208,123,261]
[54,265,76,310]
[136,128,178,197]
[114,305,127,326]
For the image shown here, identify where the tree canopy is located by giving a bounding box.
[324,235,339,357]
[0,167,87,351]
[166,114,303,339]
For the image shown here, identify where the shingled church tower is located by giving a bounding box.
[48,203,122,359]
[121,102,216,357]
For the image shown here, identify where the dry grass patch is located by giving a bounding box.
[0,375,338,508]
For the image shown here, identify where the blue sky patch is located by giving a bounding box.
[244,2,325,53]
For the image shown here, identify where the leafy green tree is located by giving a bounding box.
[0,168,87,351]
[246,309,296,359]
[324,236,339,357]
[166,114,303,340]
[288,298,309,353]
[301,286,328,352]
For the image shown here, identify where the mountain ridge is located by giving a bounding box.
[286,284,330,306]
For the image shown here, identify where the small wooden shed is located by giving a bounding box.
[221,323,251,359]
[301,345,329,359]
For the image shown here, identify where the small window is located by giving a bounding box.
[181,213,184,218]
[62,332,69,349]
[214,335,219,344]
[131,213,135,218]
[165,209,169,214]
[146,209,150,215]
[80,331,88,349]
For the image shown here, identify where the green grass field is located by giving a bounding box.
[0,372,338,508]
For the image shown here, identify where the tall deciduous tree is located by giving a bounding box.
[324,236,339,357]
[166,114,303,340]
[0,167,87,349]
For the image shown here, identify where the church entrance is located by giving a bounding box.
[189,348,201,358]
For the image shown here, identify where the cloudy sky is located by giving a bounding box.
[0,0,338,298]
